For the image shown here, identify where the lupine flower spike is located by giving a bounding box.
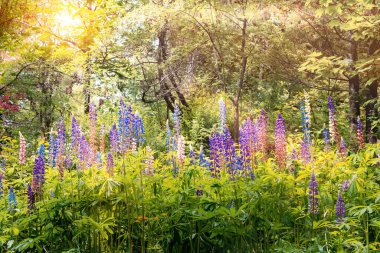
[275,113,287,168]
[89,103,97,152]
[218,98,227,132]
[8,187,17,209]
[19,132,26,164]
[144,146,154,176]
[308,171,319,215]
[328,96,340,145]
[336,192,345,222]
[339,137,347,158]
[177,135,185,167]
[106,153,114,176]
[322,124,330,151]
[357,117,365,150]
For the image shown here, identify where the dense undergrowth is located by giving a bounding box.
[0,97,379,253]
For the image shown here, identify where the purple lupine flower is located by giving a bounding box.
[323,124,330,151]
[357,117,365,149]
[196,188,203,197]
[64,154,72,169]
[300,140,311,164]
[56,118,66,168]
[89,103,97,151]
[199,146,210,169]
[106,153,114,176]
[99,124,105,153]
[291,147,298,160]
[38,144,45,159]
[257,109,267,157]
[340,180,352,192]
[132,111,145,146]
[1,157,5,171]
[27,185,35,210]
[209,127,222,177]
[218,98,227,132]
[336,193,345,221]
[239,118,254,177]
[32,155,45,196]
[79,134,89,170]
[0,174,3,197]
[189,145,196,165]
[8,187,17,209]
[222,126,237,176]
[71,116,81,154]
[173,102,181,138]
[118,99,130,152]
[339,137,347,157]
[308,171,319,215]
[109,123,119,153]
[275,113,287,168]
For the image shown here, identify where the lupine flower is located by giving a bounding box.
[173,102,181,138]
[118,99,127,151]
[257,109,267,157]
[1,157,5,172]
[300,140,311,164]
[32,156,45,197]
[19,131,26,164]
[300,100,311,144]
[52,139,57,167]
[291,146,298,160]
[144,146,154,176]
[199,146,210,169]
[8,187,17,209]
[218,98,227,132]
[240,118,254,174]
[196,188,203,197]
[340,179,352,192]
[322,124,330,151]
[336,193,346,221]
[275,113,287,168]
[357,117,365,149]
[110,123,119,153]
[99,124,105,153]
[189,144,196,165]
[89,103,97,151]
[304,91,311,127]
[71,116,81,154]
[64,154,72,169]
[38,144,45,159]
[339,137,347,157]
[132,111,145,146]
[209,128,222,177]
[328,96,340,144]
[166,120,174,153]
[48,130,55,167]
[96,152,103,169]
[27,185,35,210]
[106,153,114,176]
[308,171,319,215]
[177,135,185,166]
[79,134,89,170]
[0,174,3,197]
[56,118,66,168]
[222,126,237,176]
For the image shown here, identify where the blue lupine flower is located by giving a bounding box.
[38,144,45,159]
[8,187,17,209]
[132,111,145,146]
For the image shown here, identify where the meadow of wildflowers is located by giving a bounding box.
[0,96,379,253]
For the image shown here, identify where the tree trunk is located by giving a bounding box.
[233,18,248,142]
[348,37,360,135]
[365,39,379,143]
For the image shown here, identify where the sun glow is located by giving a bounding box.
[54,11,82,36]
